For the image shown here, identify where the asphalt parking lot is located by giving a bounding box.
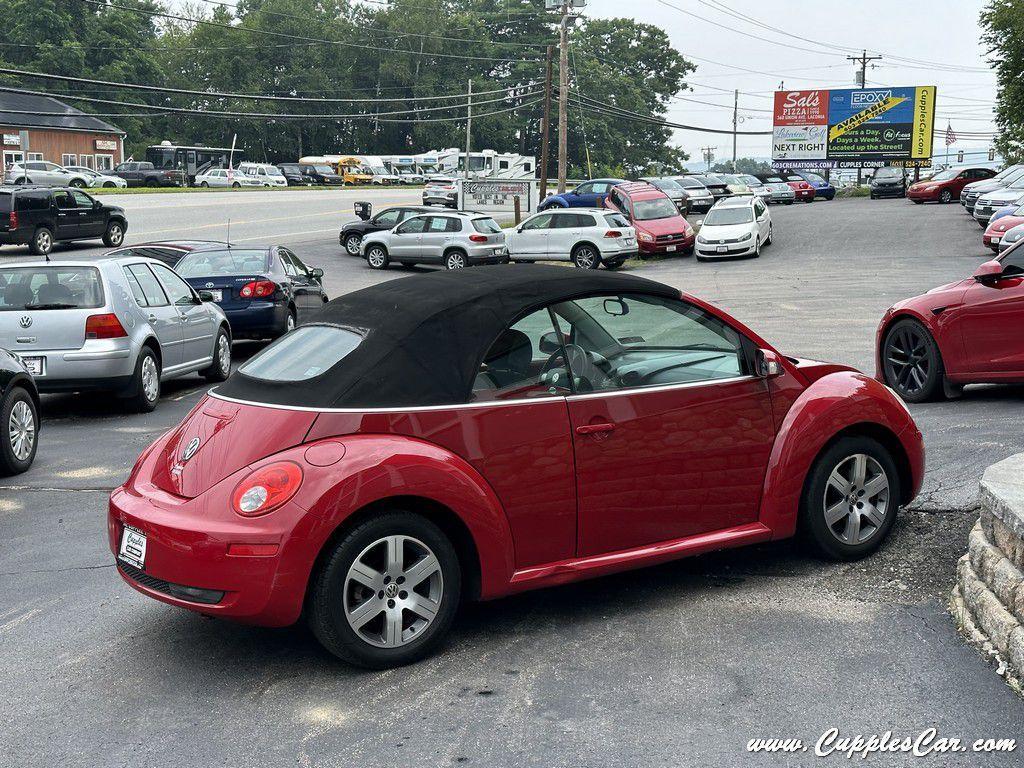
[2,192,1022,766]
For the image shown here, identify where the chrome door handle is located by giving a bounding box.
[575,422,616,435]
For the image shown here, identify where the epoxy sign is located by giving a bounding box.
[772,86,936,169]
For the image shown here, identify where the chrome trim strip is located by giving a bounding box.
[565,374,756,401]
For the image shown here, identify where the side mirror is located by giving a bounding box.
[973,259,1005,284]
[310,267,324,279]
[603,298,629,316]
[756,348,784,378]
[198,290,214,302]
[539,330,561,354]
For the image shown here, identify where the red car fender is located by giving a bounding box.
[758,370,922,540]
[875,304,967,380]
[281,434,517,602]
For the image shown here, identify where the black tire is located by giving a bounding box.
[275,308,297,339]
[200,181,209,187]
[29,227,53,256]
[103,182,116,188]
[344,233,362,257]
[785,200,793,205]
[765,224,773,246]
[231,182,240,189]
[307,511,462,668]
[200,327,232,382]
[571,244,600,269]
[912,199,923,204]
[870,193,876,200]
[939,189,953,203]
[444,250,468,270]
[146,178,158,188]
[69,178,86,188]
[126,346,160,413]
[102,220,125,248]
[0,386,38,476]
[366,244,389,270]
[881,318,944,403]
[800,436,901,560]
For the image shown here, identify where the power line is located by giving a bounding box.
[570,90,772,135]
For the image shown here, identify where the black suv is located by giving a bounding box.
[0,186,128,255]
[298,163,345,186]
[276,163,308,186]
[339,202,433,255]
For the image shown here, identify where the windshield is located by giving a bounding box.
[739,175,762,186]
[632,197,679,220]
[0,266,103,310]
[675,177,706,189]
[649,179,683,192]
[314,165,336,174]
[703,206,754,226]
[874,168,903,179]
[239,325,363,382]
[703,174,726,184]
[175,249,271,277]
[804,173,826,184]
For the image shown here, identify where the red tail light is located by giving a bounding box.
[8,211,17,230]
[85,313,127,339]
[468,234,488,243]
[231,461,303,517]
[240,280,277,298]
[604,230,622,238]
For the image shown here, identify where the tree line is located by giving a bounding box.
[0,0,698,176]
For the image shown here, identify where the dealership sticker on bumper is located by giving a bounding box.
[118,525,147,569]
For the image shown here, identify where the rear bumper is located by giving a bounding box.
[14,340,137,391]
[424,192,457,206]
[0,230,31,245]
[983,232,1002,250]
[466,246,509,264]
[222,302,288,338]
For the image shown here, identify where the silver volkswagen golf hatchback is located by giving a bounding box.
[0,256,232,411]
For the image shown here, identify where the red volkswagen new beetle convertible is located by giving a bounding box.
[111,266,923,668]
[877,242,1024,402]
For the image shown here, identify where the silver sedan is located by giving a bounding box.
[0,256,232,412]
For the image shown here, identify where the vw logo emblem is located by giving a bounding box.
[19,315,32,329]
[181,437,201,462]
[205,282,215,289]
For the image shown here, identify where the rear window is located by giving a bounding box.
[239,325,362,381]
[175,249,271,277]
[0,192,10,213]
[604,213,630,228]
[472,218,502,234]
[675,177,705,189]
[0,266,103,310]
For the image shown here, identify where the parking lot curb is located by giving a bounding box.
[951,453,1024,695]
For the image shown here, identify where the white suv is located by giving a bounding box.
[237,162,288,187]
[4,162,92,188]
[506,208,636,269]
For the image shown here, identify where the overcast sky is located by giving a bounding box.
[586,0,998,163]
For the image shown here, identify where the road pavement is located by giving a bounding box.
[1,192,1022,767]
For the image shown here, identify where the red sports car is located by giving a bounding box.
[877,243,1024,401]
[982,212,1024,252]
[111,266,923,668]
[907,166,997,204]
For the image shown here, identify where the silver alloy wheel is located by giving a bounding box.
[343,534,444,648]
[8,399,35,461]
[216,333,231,375]
[108,224,123,245]
[345,234,362,256]
[35,229,51,253]
[367,247,387,268]
[445,252,466,270]
[573,246,597,269]
[823,453,890,545]
[141,355,159,403]
[286,313,296,332]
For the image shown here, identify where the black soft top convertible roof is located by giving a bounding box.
[215,264,680,408]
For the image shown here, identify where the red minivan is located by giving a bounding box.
[604,182,695,256]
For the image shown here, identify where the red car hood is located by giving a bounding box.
[986,215,1024,235]
[634,215,691,237]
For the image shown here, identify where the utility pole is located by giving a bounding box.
[557,0,569,192]
[847,49,882,89]
[732,89,739,172]
[539,44,554,200]
[701,146,716,170]
[464,78,472,181]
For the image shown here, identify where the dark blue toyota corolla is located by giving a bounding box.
[174,245,328,339]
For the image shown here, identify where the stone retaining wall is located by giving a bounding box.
[950,453,1024,692]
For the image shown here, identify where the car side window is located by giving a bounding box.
[472,307,573,402]
[427,216,450,232]
[374,209,402,227]
[591,183,610,194]
[521,213,553,231]
[576,214,596,227]
[1002,249,1024,276]
[53,191,76,210]
[550,213,577,228]
[279,252,298,276]
[445,217,462,232]
[150,263,196,306]
[70,190,93,208]
[574,182,593,195]
[122,267,150,307]
[395,217,427,234]
[549,293,748,392]
[126,264,170,307]
[282,249,309,276]
[754,200,766,217]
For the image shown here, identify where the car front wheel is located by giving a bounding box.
[882,318,943,403]
[939,189,953,203]
[0,386,38,476]
[308,511,461,668]
[801,436,901,560]
[366,245,389,270]
[344,233,362,256]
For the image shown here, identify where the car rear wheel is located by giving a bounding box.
[102,221,125,247]
[308,511,461,668]
[444,250,467,270]
[29,227,53,255]
[126,347,160,413]
[201,328,232,382]
[939,189,953,203]
[882,318,943,403]
[366,245,389,270]
[344,233,362,256]
[0,386,38,476]
[571,244,600,269]
[801,436,901,560]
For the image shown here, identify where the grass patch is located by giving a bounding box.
[836,185,872,198]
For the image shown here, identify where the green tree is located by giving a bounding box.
[981,0,1024,162]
